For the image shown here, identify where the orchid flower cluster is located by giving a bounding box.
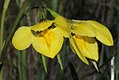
[12,11,113,64]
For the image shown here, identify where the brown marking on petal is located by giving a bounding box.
[31,30,41,36]
[48,23,56,29]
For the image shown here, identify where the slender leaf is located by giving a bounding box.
[57,54,63,70]
[42,55,47,73]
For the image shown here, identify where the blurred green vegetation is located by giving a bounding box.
[0,0,118,80]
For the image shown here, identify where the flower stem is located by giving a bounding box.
[0,0,10,55]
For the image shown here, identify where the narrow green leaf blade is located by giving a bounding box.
[57,54,63,70]
[42,55,47,73]
[92,60,99,72]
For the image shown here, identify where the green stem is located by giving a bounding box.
[47,8,60,17]
[0,0,10,54]
[57,54,63,70]
[0,0,10,80]
[0,10,5,49]
[18,51,26,80]
[42,55,47,73]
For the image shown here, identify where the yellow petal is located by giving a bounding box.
[69,36,89,64]
[32,27,64,58]
[31,20,54,31]
[87,20,114,46]
[71,20,96,37]
[12,27,34,50]
[54,16,70,37]
[74,35,98,61]
[32,36,49,56]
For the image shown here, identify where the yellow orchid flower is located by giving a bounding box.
[47,8,113,64]
[69,20,113,64]
[12,20,64,58]
[53,16,99,64]
[52,16,113,64]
